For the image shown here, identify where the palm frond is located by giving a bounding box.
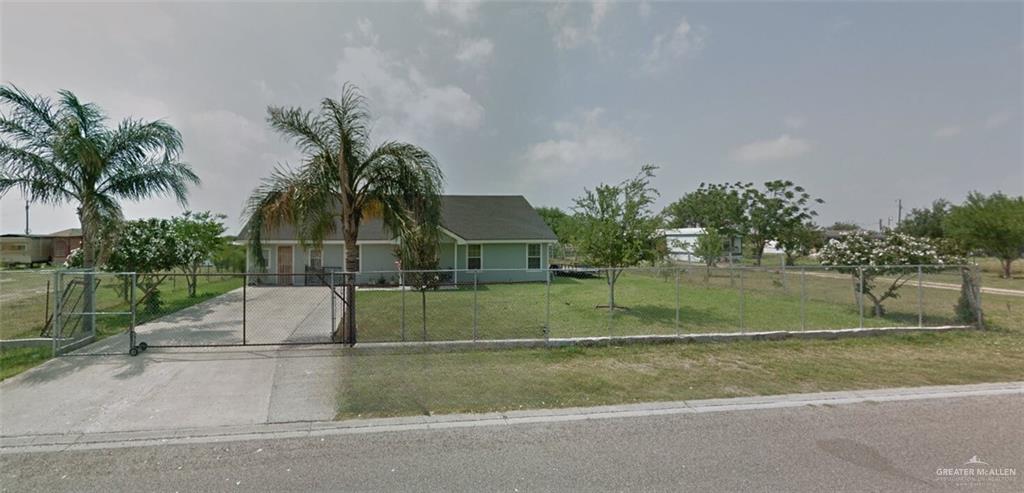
[320,83,370,170]
[98,157,198,205]
[266,106,333,163]
[241,166,305,267]
[359,141,444,236]
[0,84,59,136]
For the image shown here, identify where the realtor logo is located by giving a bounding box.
[936,455,1017,485]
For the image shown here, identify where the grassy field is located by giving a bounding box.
[336,326,1024,419]
[0,271,241,380]
[353,266,980,342]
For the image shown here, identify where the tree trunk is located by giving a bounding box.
[338,235,359,344]
[77,211,96,336]
[606,270,617,310]
[1001,258,1013,279]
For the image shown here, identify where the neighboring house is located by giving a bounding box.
[236,195,558,285]
[48,228,83,264]
[0,234,52,266]
[662,228,742,263]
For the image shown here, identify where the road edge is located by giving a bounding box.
[2,381,1021,454]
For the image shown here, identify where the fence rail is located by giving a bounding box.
[0,263,984,355]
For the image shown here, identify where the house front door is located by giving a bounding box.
[277,246,293,285]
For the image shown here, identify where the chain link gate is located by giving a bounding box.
[126,272,349,353]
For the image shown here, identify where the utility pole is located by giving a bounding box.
[897,199,902,228]
[24,200,30,235]
[879,218,883,232]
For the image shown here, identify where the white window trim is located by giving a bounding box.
[526,243,542,270]
[467,244,483,270]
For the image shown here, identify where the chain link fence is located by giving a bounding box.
[0,264,985,356]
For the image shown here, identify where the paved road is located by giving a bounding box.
[3,391,1021,492]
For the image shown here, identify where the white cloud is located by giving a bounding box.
[334,45,484,141]
[423,0,481,23]
[730,134,811,162]
[984,111,1011,130]
[547,1,613,50]
[783,115,806,130]
[524,108,638,179]
[455,37,494,65]
[642,17,707,73]
[933,125,962,139]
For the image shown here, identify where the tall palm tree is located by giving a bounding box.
[0,84,199,267]
[244,84,444,344]
[1,84,198,337]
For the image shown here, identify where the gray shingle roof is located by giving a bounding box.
[239,195,556,242]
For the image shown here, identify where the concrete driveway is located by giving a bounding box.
[0,346,343,437]
[0,286,342,438]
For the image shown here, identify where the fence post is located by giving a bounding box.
[472,272,479,342]
[52,270,61,357]
[972,264,984,329]
[800,267,806,331]
[242,274,247,345]
[739,268,745,332]
[329,271,335,341]
[400,270,406,342]
[917,265,923,328]
[544,269,551,342]
[674,268,681,336]
[130,272,137,353]
[607,272,614,341]
[857,266,864,329]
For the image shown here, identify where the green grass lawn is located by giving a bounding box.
[336,326,1024,419]
[353,267,981,342]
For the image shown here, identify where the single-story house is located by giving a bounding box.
[236,195,558,285]
[661,227,742,263]
[0,234,52,266]
[48,228,83,264]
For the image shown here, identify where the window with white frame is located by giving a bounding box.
[527,244,542,269]
[309,248,322,269]
[467,244,482,270]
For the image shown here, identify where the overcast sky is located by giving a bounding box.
[1,1,1021,235]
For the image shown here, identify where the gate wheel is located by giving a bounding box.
[129,347,139,357]
[139,342,148,351]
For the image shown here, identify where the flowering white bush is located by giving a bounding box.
[819,231,958,316]
[63,248,83,268]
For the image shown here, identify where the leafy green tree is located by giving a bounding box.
[691,229,724,279]
[744,180,823,265]
[571,165,661,309]
[662,182,748,237]
[394,195,443,340]
[897,199,950,239]
[0,84,198,268]
[171,211,227,297]
[776,222,822,266]
[243,84,444,343]
[212,241,247,273]
[944,192,1024,279]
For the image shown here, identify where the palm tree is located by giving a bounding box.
[1,84,198,337]
[0,84,199,267]
[244,84,444,344]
